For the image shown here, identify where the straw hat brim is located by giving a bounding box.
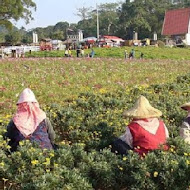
[181,102,190,110]
[123,96,162,119]
[123,108,162,119]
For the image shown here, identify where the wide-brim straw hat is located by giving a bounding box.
[17,88,38,104]
[181,102,190,110]
[123,95,162,119]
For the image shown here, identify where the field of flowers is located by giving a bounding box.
[0,55,190,189]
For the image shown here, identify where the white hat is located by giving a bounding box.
[17,88,38,104]
[123,95,162,119]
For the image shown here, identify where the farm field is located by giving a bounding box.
[1,50,190,189]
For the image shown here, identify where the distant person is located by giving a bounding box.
[124,50,128,59]
[111,96,169,156]
[68,49,72,57]
[65,49,69,57]
[21,48,25,58]
[129,49,135,59]
[81,48,85,57]
[140,52,144,59]
[89,49,95,58]
[16,48,21,58]
[180,101,190,144]
[76,47,81,57]
[4,88,56,151]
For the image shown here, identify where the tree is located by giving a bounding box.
[0,0,36,29]
[97,3,121,35]
[76,3,121,37]
[5,31,22,45]
[76,6,92,21]
[50,30,64,40]
[118,0,190,40]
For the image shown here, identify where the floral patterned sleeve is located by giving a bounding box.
[180,121,190,144]
[119,127,133,148]
[45,118,56,143]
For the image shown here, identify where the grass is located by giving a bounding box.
[26,46,190,60]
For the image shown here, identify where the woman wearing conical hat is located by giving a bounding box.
[112,96,169,156]
[4,88,56,151]
[180,101,190,144]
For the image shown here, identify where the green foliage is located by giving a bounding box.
[5,30,22,45]
[0,0,36,28]
[1,57,190,189]
[118,0,190,39]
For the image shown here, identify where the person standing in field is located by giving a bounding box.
[4,88,56,151]
[68,49,72,57]
[124,50,128,59]
[129,49,135,59]
[179,101,190,144]
[112,96,169,156]
[140,52,144,59]
[76,47,81,57]
[81,48,85,57]
[89,48,95,58]
[65,48,69,57]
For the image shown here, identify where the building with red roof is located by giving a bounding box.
[162,8,190,45]
[99,35,124,47]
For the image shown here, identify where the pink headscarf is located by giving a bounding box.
[13,88,46,137]
[13,102,46,137]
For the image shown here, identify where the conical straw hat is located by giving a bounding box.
[123,95,162,119]
[181,101,190,110]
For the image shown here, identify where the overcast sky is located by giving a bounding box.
[15,0,123,30]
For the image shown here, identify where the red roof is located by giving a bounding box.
[103,35,123,40]
[162,8,190,35]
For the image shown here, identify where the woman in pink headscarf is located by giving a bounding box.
[5,88,55,151]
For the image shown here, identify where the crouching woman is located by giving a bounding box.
[4,88,55,151]
[180,101,190,144]
[112,96,169,156]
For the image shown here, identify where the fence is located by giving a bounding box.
[0,46,40,56]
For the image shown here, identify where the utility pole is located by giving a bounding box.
[96,2,99,43]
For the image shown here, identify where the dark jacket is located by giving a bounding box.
[4,117,55,151]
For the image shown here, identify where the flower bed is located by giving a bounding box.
[0,73,190,189]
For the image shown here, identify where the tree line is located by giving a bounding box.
[1,0,190,45]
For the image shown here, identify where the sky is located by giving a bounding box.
[15,0,123,30]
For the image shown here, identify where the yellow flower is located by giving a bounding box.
[31,160,39,165]
[19,141,24,146]
[49,153,54,157]
[153,171,158,177]
[99,88,107,94]
[118,166,123,170]
[43,158,50,165]
[123,157,127,161]
[184,152,188,156]
[0,162,5,167]
[186,160,190,165]
[6,145,11,149]
[2,178,8,182]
